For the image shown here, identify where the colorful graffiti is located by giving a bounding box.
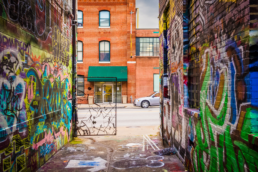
[0,0,74,170]
[160,0,258,171]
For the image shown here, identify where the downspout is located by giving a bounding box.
[161,15,168,145]
[163,17,168,99]
[72,0,77,138]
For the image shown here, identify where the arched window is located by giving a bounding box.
[99,11,110,27]
[99,41,110,62]
[78,10,83,27]
[77,41,83,62]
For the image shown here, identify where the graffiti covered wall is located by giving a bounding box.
[160,0,258,171]
[0,0,74,170]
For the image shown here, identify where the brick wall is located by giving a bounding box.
[136,57,159,98]
[159,0,258,171]
[135,29,160,99]
[77,0,136,103]
[0,0,74,171]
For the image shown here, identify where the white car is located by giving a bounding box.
[134,92,160,108]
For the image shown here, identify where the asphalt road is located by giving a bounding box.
[116,107,160,127]
[77,107,160,128]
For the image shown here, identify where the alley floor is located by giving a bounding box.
[37,108,186,172]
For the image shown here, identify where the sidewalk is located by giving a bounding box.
[37,126,186,172]
[77,103,159,109]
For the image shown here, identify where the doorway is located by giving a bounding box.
[94,82,122,103]
[103,84,113,103]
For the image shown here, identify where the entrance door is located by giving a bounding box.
[103,85,113,103]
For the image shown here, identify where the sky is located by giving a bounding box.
[136,0,159,28]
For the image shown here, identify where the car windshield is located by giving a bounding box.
[148,92,156,97]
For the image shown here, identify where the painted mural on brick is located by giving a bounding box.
[159,0,258,171]
[0,0,73,170]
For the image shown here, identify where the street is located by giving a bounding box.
[78,107,160,127]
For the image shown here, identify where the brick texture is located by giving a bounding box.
[159,0,258,171]
[77,1,160,103]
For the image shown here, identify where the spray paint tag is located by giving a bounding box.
[66,157,107,171]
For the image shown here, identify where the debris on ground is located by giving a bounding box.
[154,148,177,155]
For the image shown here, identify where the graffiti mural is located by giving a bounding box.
[0,0,74,170]
[159,0,258,171]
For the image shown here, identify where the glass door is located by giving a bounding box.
[103,85,113,103]
[94,84,103,103]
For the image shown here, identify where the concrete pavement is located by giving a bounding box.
[37,108,185,172]
[37,134,186,172]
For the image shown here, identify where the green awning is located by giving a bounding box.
[88,66,128,82]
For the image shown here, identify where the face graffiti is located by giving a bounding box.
[160,0,258,171]
[0,0,73,170]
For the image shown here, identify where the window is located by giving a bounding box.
[154,93,160,97]
[99,11,110,27]
[77,41,83,62]
[78,11,83,27]
[188,0,200,109]
[188,51,200,109]
[77,76,84,96]
[99,41,110,62]
[154,74,159,92]
[136,38,159,56]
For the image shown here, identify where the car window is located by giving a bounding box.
[148,92,155,97]
[154,93,160,97]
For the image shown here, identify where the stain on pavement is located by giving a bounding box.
[37,136,185,172]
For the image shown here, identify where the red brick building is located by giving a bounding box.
[77,0,159,104]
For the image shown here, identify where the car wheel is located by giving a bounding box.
[141,100,149,108]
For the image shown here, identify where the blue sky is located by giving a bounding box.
[136,0,159,28]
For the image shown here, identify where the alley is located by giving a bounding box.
[37,107,186,172]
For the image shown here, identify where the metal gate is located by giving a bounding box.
[76,77,117,136]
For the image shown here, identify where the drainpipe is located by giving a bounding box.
[72,0,77,137]
[163,18,168,99]
[161,17,168,145]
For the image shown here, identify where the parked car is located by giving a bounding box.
[134,92,160,108]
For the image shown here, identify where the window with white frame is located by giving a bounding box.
[136,38,159,56]
[154,74,159,92]
[99,11,110,27]
[77,76,84,96]
[77,41,83,62]
[78,11,83,27]
[99,41,110,62]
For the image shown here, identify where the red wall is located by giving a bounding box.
[136,57,159,98]
[77,0,159,103]
[77,0,136,103]
[135,29,159,99]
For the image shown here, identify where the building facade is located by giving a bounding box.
[77,0,159,104]
[0,0,76,171]
[159,0,258,171]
